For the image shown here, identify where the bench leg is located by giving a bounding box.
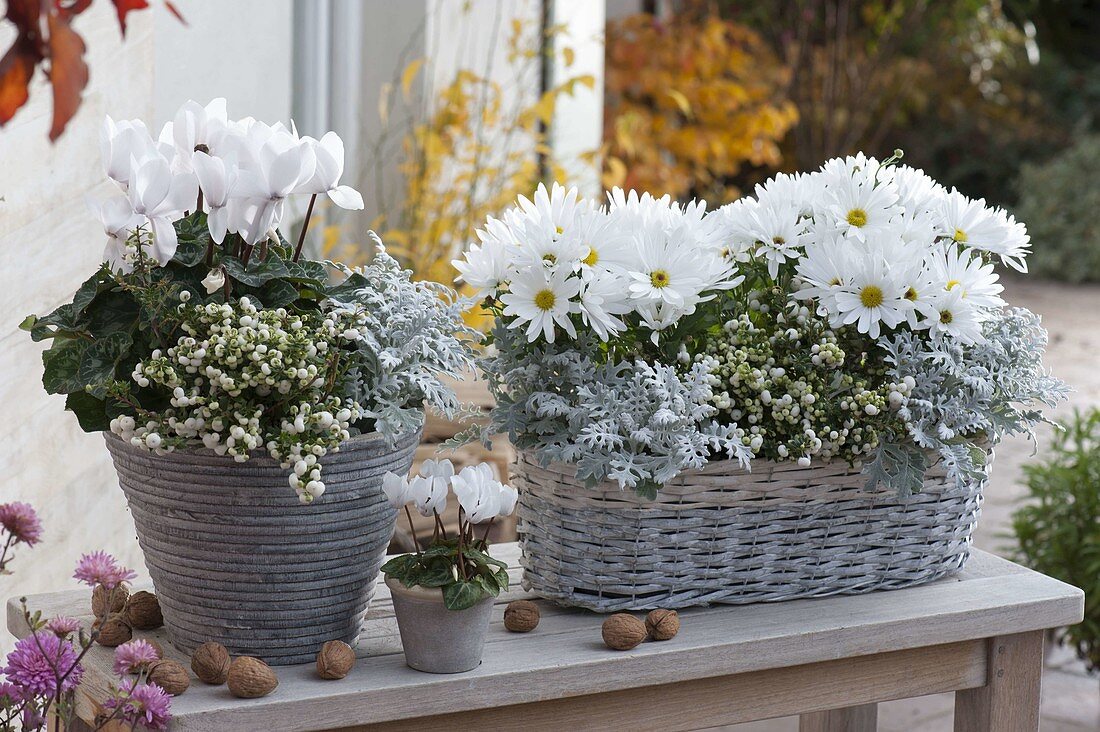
[954,631,1043,732]
[799,704,877,732]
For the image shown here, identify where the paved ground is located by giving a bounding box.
[717,277,1100,731]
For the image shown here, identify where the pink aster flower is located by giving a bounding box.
[113,640,161,676]
[45,616,83,638]
[0,502,42,547]
[2,632,84,697]
[104,679,172,731]
[0,681,22,705]
[73,551,137,590]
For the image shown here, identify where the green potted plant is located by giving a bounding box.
[454,158,1067,611]
[381,460,516,673]
[1013,409,1100,674]
[21,99,477,664]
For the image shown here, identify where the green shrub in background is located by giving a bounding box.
[1012,409,1100,672]
[1015,136,1100,282]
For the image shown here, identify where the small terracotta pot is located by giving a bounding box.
[385,576,494,673]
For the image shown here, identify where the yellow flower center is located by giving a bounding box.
[846,208,868,227]
[534,289,556,311]
[829,277,842,286]
[940,309,954,324]
[954,228,967,243]
[542,253,557,264]
[945,279,960,291]
[582,248,598,267]
[555,225,564,236]
[904,286,918,301]
[650,270,670,288]
[773,235,786,246]
[859,285,884,308]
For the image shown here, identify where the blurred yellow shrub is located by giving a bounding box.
[342,9,592,298]
[603,13,797,204]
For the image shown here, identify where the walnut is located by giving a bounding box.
[91,585,129,618]
[124,591,163,630]
[504,600,540,633]
[191,642,231,685]
[93,613,132,647]
[601,613,646,651]
[645,609,680,641]
[315,640,356,680]
[227,657,278,699]
[148,660,190,696]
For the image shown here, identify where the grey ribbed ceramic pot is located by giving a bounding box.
[105,429,420,666]
[385,576,494,673]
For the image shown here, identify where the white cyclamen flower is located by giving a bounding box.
[191,151,237,243]
[500,266,580,344]
[159,98,229,171]
[125,155,197,265]
[88,194,144,274]
[101,115,159,188]
[382,471,412,509]
[298,132,364,210]
[232,121,317,243]
[201,268,226,295]
[451,464,516,523]
[407,458,453,517]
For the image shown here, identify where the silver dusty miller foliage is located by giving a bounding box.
[474,324,751,498]
[330,239,480,444]
[867,307,1069,494]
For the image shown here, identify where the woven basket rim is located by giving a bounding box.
[104,424,422,466]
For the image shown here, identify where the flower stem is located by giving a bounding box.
[293,194,318,262]
[404,506,420,554]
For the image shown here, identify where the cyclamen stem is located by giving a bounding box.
[456,513,467,581]
[293,194,318,263]
[480,518,495,543]
[405,506,420,554]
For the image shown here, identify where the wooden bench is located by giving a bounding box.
[6,543,1083,731]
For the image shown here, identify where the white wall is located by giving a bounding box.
[151,0,294,127]
[0,0,295,657]
[0,4,155,655]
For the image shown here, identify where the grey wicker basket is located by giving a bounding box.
[514,450,988,612]
[105,429,419,665]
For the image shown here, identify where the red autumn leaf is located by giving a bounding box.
[46,11,88,141]
[162,0,186,25]
[0,40,40,125]
[6,0,43,34]
[110,0,149,37]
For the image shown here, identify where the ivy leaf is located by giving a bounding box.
[42,339,87,394]
[65,391,110,432]
[442,580,489,611]
[414,559,456,588]
[46,12,89,142]
[222,255,290,287]
[258,279,299,309]
[78,331,132,387]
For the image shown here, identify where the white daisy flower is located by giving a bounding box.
[931,245,1005,310]
[924,287,985,344]
[745,201,807,279]
[937,189,1003,249]
[500,266,581,343]
[452,217,512,296]
[831,255,911,338]
[508,181,582,240]
[825,175,902,243]
[578,272,632,340]
[793,235,854,312]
